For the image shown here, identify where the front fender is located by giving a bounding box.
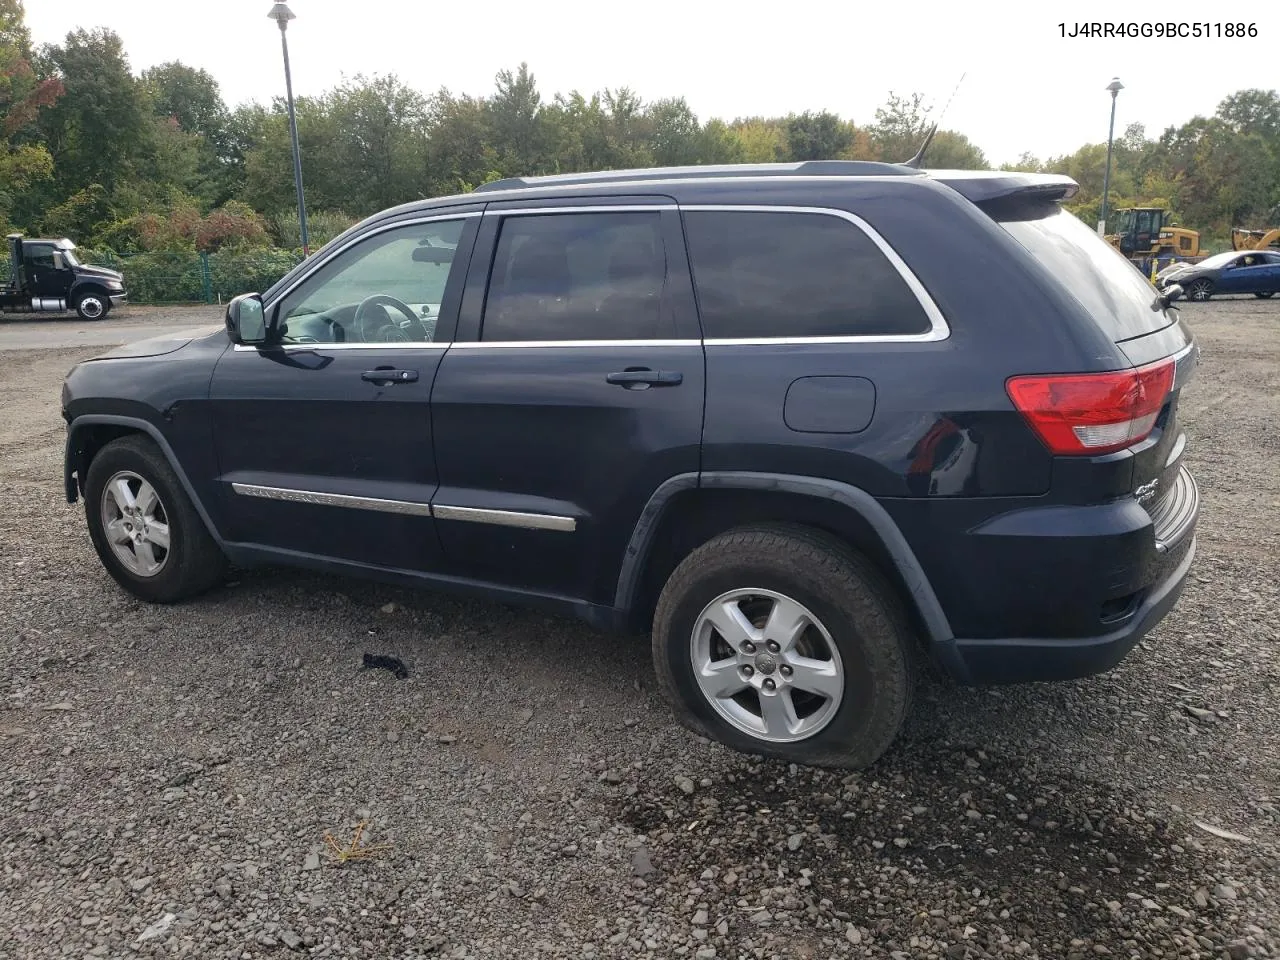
[63,414,225,547]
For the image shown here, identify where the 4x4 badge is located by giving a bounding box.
[1135,478,1160,504]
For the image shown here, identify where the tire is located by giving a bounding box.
[1187,279,1214,301]
[74,291,110,321]
[651,524,914,770]
[1255,292,1275,299]
[83,435,227,603]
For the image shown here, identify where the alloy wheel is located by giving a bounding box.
[100,471,171,577]
[690,588,845,743]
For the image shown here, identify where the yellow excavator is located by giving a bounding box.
[1105,207,1204,263]
[1231,226,1280,251]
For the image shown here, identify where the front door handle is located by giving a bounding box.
[362,368,418,384]
[606,368,683,389]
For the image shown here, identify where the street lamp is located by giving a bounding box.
[268,2,310,256]
[1098,77,1124,237]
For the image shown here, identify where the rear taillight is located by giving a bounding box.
[1006,358,1175,456]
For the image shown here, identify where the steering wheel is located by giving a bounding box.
[353,294,418,343]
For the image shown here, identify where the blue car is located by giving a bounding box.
[1158,249,1280,301]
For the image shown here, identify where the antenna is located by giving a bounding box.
[902,72,966,169]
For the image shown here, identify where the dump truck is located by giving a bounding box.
[1,233,127,320]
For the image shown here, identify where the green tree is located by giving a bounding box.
[35,27,149,197]
[785,110,853,161]
[0,0,61,229]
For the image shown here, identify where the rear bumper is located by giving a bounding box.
[921,462,1200,684]
[938,532,1196,684]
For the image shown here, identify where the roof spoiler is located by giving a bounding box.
[928,170,1079,205]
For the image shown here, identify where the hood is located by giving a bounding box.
[75,264,125,283]
[87,330,209,360]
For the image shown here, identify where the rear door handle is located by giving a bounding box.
[362,368,418,384]
[606,368,683,388]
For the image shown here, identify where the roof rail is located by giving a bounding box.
[471,160,922,193]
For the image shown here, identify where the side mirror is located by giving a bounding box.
[52,252,66,270]
[1158,284,1183,308]
[226,293,269,345]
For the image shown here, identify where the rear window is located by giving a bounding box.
[994,204,1174,342]
[682,210,932,339]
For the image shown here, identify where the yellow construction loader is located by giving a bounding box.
[1105,207,1204,262]
[1231,226,1280,251]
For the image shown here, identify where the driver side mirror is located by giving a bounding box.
[226,293,269,345]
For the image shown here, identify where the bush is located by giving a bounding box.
[208,247,303,300]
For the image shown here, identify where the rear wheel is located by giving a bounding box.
[1187,279,1214,301]
[74,291,109,321]
[83,435,227,603]
[651,524,914,769]
[1255,291,1275,299]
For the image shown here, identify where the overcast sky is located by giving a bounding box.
[23,0,1280,167]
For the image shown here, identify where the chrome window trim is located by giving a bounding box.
[449,339,698,350]
[231,482,432,517]
[229,482,576,532]
[433,504,577,532]
[232,341,452,353]
[462,203,949,348]
[679,204,949,344]
[481,204,677,216]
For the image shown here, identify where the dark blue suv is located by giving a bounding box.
[60,161,1201,768]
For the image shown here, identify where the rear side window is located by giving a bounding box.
[995,205,1173,342]
[682,210,932,339]
[482,211,673,342]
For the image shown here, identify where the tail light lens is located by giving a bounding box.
[1006,358,1175,455]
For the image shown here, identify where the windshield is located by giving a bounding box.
[1196,251,1239,269]
[61,249,80,267]
[996,205,1173,342]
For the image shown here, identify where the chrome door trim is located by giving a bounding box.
[433,504,577,532]
[230,482,577,531]
[230,482,432,517]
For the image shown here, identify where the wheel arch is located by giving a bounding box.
[65,415,224,546]
[615,471,956,659]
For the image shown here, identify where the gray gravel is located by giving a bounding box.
[0,304,224,351]
[1,299,1277,959]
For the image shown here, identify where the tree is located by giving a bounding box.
[785,110,853,161]
[0,0,61,229]
[35,28,149,198]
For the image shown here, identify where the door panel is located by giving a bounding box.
[429,203,705,604]
[208,211,481,572]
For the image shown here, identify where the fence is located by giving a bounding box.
[0,248,305,305]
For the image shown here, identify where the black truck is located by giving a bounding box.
[2,233,127,320]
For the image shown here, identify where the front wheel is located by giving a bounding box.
[1187,279,1214,301]
[651,525,915,770]
[74,292,110,321]
[83,435,227,603]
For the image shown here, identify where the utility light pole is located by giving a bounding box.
[268,2,310,256]
[1099,77,1123,237]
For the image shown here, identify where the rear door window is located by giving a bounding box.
[994,204,1174,342]
[681,210,933,340]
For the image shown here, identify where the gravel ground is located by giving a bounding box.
[0,304,224,351]
[1,299,1277,960]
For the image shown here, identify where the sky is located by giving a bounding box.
[22,0,1280,168]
